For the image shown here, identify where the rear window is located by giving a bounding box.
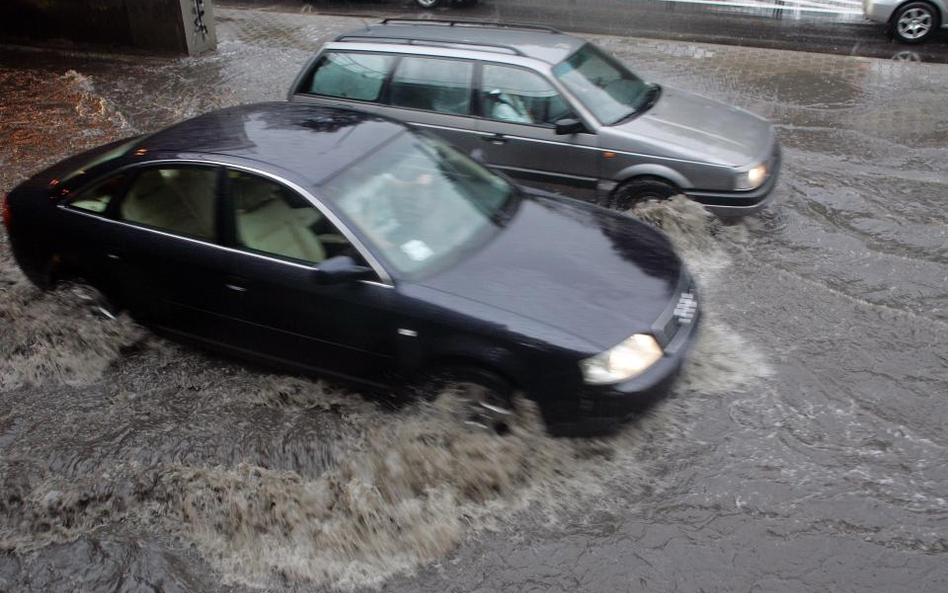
[66,173,128,213]
[62,136,142,184]
[303,52,396,102]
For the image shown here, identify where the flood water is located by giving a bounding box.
[1,9,947,593]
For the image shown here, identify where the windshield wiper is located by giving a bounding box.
[611,84,662,125]
[637,83,662,114]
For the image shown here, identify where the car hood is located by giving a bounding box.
[414,195,683,351]
[611,86,773,166]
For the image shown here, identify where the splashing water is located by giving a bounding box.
[628,195,759,281]
[0,252,145,390]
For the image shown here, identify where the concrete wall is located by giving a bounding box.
[0,0,216,55]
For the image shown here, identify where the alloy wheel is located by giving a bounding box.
[453,381,514,434]
[897,7,934,40]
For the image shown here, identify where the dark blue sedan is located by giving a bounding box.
[2,102,699,435]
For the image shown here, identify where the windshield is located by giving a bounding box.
[322,132,515,278]
[553,44,650,125]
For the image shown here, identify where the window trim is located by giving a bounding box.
[57,158,393,286]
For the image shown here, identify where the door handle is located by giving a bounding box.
[225,276,249,293]
[105,246,125,261]
[482,133,507,145]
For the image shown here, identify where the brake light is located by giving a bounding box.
[1,193,10,228]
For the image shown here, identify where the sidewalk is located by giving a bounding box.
[1,6,946,193]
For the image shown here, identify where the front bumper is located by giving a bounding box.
[687,143,782,217]
[543,290,701,437]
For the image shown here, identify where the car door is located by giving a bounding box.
[214,168,399,386]
[56,170,137,305]
[475,62,601,199]
[374,55,483,156]
[108,163,237,339]
[290,50,396,115]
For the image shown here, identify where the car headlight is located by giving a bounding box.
[736,163,768,190]
[579,334,663,385]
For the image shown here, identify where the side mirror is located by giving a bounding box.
[312,255,375,285]
[555,118,587,135]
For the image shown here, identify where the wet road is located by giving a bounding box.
[223,0,948,63]
[1,7,948,593]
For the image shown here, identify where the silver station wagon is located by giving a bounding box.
[289,19,781,215]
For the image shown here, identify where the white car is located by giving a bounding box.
[864,0,947,43]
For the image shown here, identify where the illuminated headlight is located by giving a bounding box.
[580,334,663,385]
[736,163,768,190]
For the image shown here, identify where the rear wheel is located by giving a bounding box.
[76,283,123,319]
[425,367,515,434]
[611,177,678,211]
[891,2,939,43]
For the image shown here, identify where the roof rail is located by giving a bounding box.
[379,18,562,34]
[335,35,525,56]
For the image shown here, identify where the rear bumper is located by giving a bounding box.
[687,144,782,217]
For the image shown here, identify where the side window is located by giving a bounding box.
[67,173,128,213]
[481,64,574,126]
[229,170,353,265]
[119,167,217,240]
[305,52,396,102]
[389,57,473,116]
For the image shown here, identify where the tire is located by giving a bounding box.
[416,0,441,8]
[424,366,515,434]
[610,177,678,211]
[890,2,939,43]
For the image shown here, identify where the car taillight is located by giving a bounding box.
[1,193,10,228]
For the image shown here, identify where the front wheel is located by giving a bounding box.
[891,2,939,43]
[610,178,679,211]
[425,367,515,434]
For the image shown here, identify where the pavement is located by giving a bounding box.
[221,0,948,63]
[1,5,947,593]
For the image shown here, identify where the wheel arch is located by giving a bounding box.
[613,163,690,192]
[421,350,523,392]
[889,0,944,27]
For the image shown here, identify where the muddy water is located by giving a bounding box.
[2,10,948,593]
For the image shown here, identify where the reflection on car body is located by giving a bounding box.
[3,102,700,435]
[289,18,781,216]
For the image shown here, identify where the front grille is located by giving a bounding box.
[651,272,698,350]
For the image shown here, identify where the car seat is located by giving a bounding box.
[233,175,326,264]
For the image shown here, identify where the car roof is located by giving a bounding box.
[136,102,407,186]
[335,19,586,65]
